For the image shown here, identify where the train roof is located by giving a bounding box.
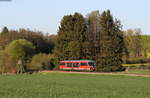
[60,60,95,62]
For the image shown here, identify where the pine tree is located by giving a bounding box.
[96,10,125,72]
[54,13,87,61]
[111,19,125,71]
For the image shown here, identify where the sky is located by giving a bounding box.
[0,0,150,35]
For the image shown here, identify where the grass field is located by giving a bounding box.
[0,72,150,98]
[125,69,150,74]
[123,63,150,66]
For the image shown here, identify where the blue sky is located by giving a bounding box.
[0,0,150,34]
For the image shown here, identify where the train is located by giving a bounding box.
[59,60,96,71]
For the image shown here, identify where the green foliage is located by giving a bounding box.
[54,13,87,62]
[4,39,35,73]
[48,34,57,49]
[0,50,17,73]
[54,10,125,72]
[141,35,150,56]
[84,10,101,60]
[123,63,150,67]
[126,57,150,64]
[123,29,150,65]
[141,35,150,49]
[0,29,54,53]
[96,10,125,72]
[5,39,35,60]
[28,53,54,70]
[124,29,143,58]
[66,41,81,59]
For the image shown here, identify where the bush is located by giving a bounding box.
[96,65,125,72]
[28,53,55,71]
[125,65,150,71]
[126,57,150,64]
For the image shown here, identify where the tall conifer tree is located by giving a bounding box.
[54,13,87,61]
[96,10,125,72]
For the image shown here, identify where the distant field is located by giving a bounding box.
[123,63,150,66]
[125,70,150,74]
[1,72,150,98]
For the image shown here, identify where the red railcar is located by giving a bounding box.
[59,60,96,71]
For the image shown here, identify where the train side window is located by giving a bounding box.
[66,63,72,67]
[73,63,79,67]
[60,63,65,65]
[80,63,87,66]
[88,62,95,67]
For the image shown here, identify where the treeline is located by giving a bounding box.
[0,9,150,73]
[0,28,56,73]
[124,29,150,64]
[0,28,55,53]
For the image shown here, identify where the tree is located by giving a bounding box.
[5,39,35,73]
[1,26,9,35]
[86,10,101,41]
[47,34,57,50]
[84,11,101,60]
[124,29,143,58]
[133,29,143,57]
[141,35,150,57]
[96,10,125,72]
[54,13,87,61]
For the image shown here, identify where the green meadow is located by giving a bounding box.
[0,72,150,98]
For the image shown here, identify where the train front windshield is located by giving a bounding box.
[88,62,95,67]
